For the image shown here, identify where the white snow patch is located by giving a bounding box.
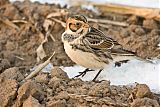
[32,59,160,93]
[61,60,160,93]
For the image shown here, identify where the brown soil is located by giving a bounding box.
[0,0,160,107]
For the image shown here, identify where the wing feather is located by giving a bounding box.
[84,27,117,50]
[83,27,136,56]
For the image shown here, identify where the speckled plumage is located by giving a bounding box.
[62,15,138,80]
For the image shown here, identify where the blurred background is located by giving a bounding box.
[10,0,160,8]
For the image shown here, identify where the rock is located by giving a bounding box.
[3,4,21,19]
[23,96,43,107]
[88,81,110,97]
[50,67,69,79]
[128,25,137,32]
[132,84,153,99]
[46,88,53,96]
[134,27,145,36]
[120,29,130,38]
[0,67,24,82]
[127,15,138,24]
[0,59,10,73]
[48,77,62,89]
[13,80,45,107]
[0,79,18,107]
[5,41,16,51]
[35,73,49,84]
[97,97,116,106]
[143,19,158,29]
[68,78,83,87]
[47,99,67,107]
[131,98,160,107]
[54,91,69,100]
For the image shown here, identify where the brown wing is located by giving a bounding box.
[84,27,120,50]
[84,27,135,56]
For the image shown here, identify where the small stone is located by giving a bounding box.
[23,96,43,107]
[131,98,159,107]
[127,15,138,24]
[143,19,158,29]
[0,67,24,82]
[68,78,83,87]
[134,27,145,36]
[35,73,49,84]
[13,80,45,107]
[120,29,130,38]
[0,79,18,107]
[132,84,153,99]
[50,67,69,79]
[48,77,62,89]
[88,81,110,97]
[0,59,10,73]
[5,41,16,51]
[55,91,69,100]
[47,99,67,107]
[128,25,137,32]
[46,88,53,96]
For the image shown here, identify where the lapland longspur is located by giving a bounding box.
[62,15,146,81]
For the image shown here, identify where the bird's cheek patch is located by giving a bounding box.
[69,24,78,32]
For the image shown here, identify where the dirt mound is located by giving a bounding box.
[0,0,159,107]
[0,79,18,107]
[0,67,160,107]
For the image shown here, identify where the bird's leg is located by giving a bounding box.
[115,62,121,67]
[74,68,94,78]
[115,60,129,67]
[92,69,103,82]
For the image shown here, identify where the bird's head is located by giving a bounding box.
[65,15,89,34]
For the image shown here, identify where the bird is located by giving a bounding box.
[61,15,151,81]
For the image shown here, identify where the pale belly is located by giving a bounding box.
[63,43,106,69]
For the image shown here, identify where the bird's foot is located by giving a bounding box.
[115,60,129,67]
[115,62,121,67]
[74,68,94,78]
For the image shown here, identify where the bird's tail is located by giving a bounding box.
[112,54,154,64]
[113,56,155,64]
[111,48,155,64]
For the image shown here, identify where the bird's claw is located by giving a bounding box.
[74,68,94,78]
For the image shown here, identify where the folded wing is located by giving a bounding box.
[84,27,136,56]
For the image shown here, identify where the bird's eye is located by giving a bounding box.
[76,22,81,26]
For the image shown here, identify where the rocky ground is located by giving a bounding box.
[0,0,160,107]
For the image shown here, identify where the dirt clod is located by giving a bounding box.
[13,80,45,107]
[23,96,43,107]
[35,73,49,84]
[88,81,110,97]
[50,67,69,79]
[0,79,18,107]
[0,59,10,73]
[132,84,153,99]
[0,67,24,82]
[131,98,160,107]
[47,99,67,107]
[143,19,159,29]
